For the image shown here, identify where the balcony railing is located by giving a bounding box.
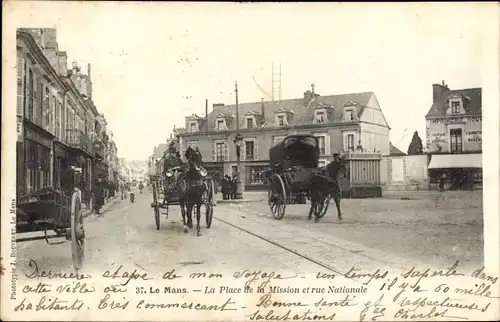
[66,129,94,155]
[93,140,105,158]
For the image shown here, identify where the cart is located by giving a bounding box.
[150,167,215,231]
[266,134,331,220]
[16,187,85,273]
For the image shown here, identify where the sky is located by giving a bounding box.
[10,2,489,161]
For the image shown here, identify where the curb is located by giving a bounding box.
[217,199,267,204]
[82,197,119,219]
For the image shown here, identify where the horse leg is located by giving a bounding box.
[187,203,194,229]
[180,200,188,233]
[334,194,342,221]
[196,203,202,236]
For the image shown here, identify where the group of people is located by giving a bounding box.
[221,174,238,200]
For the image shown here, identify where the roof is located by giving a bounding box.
[152,143,168,159]
[202,91,375,132]
[426,87,482,118]
[389,142,406,156]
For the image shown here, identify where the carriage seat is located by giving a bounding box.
[284,165,336,192]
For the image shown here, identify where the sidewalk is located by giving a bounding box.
[216,189,482,203]
[82,196,120,218]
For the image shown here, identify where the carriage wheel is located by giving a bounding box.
[152,183,160,230]
[315,195,331,219]
[268,174,286,220]
[204,179,215,228]
[71,190,85,273]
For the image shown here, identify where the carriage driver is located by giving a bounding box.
[331,152,343,193]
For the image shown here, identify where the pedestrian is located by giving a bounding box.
[93,178,105,214]
[231,174,238,199]
[439,173,446,192]
[222,175,229,200]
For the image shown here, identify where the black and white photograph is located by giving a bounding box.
[2,2,499,321]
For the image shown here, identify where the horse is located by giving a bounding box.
[178,147,206,236]
[307,156,348,222]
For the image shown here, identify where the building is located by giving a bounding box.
[16,28,97,198]
[175,85,390,190]
[425,81,482,189]
[148,143,169,177]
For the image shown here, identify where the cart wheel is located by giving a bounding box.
[268,174,286,220]
[315,195,330,219]
[71,190,84,273]
[204,179,215,228]
[153,183,160,230]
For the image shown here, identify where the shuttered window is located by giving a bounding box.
[17,58,24,116]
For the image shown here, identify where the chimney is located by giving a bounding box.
[57,51,68,77]
[88,63,92,81]
[261,98,265,125]
[72,60,78,75]
[432,81,449,103]
[213,103,225,110]
[303,90,313,107]
[205,99,208,118]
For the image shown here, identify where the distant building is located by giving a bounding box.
[176,85,391,190]
[425,81,482,189]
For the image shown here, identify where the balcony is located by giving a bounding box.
[93,139,105,158]
[66,129,94,156]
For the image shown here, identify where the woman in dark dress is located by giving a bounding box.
[93,178,105,214]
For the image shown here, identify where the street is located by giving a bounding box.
[16,189,483,279]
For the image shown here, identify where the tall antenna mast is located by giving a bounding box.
[272,62,282,102]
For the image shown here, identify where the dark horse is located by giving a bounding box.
[179,147,206,236]
[307,156,348,222]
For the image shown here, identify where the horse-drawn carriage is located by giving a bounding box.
[16,187,85,272]
[266,134,346,222]
[150,147,215,235]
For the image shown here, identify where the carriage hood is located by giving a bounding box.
[269,135,320,169]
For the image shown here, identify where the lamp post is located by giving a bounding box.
[233,81,244,199]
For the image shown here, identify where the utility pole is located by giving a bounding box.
[233,81,243,199]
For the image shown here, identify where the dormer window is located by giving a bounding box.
[314,109,327,124]
[216,118,227,131]
[246,117,255,129]
[344,109,354,121]
[189,121,198,132]
[276,114,286,126]
[451,101,460,114]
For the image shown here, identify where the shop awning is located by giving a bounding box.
[428,154,482,169]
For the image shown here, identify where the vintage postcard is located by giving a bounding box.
[1,1,499,321]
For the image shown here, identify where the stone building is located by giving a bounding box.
[425,81,482,189]
[176,85,390,190]
[16,29,95,197]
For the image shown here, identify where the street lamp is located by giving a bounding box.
[233,81,244,199]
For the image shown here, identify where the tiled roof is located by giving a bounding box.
[203,91,374,131]
[426,87,482,118]
[389,142,406,156]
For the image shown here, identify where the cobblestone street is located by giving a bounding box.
[16,190,483,280]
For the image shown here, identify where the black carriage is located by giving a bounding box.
[16,187,85,272]
[266,134,331,220]
[150,156,215,231]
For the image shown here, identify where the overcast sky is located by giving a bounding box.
[10,2,490,161]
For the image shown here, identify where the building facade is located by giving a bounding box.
[425,81,482,189]
[176,86,391,190]
[16,28,117,199]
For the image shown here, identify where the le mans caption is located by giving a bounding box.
[8,257,498,321]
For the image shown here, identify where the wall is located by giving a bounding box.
[360,122,390,156]
[381,155,429,190]
[426,116,482,153]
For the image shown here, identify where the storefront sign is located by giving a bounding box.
[25,127,52,148]
[445,117,467,125]
[465,130,482,143]
[431,132,447,145]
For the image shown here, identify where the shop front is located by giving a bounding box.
[53,141,70,191]
[23,125,54,195]
[203,162,224,192]
[427,153,482,190]
[244,162,270,191]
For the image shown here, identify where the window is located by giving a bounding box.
[27,69,34,121]
[216,142,224,161]
[245,165,268,186]
[55,98,61,139]
[246,117,254,129]
[317,136,326,155]
[451,101,460,114]
[347,134,355,151]
[216,119,225,130]
[245,141,254,161]
[189,121,198,132]
[345,110,354,121]
[450,129,463,153]
[315,110,326,123]
[277,114,285,126]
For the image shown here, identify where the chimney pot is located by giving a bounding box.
[72,61,78,68]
